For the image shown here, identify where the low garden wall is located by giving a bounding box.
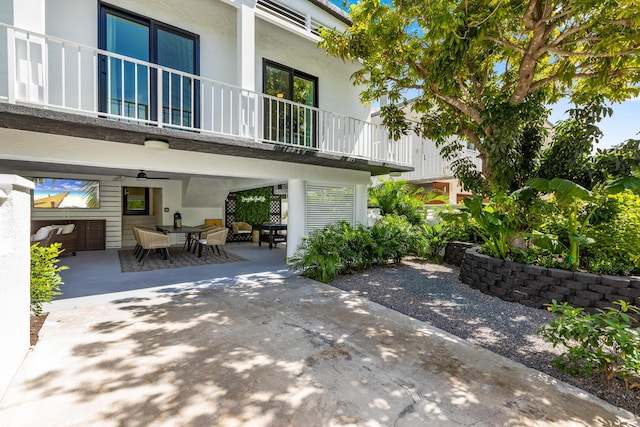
[459,248,640,311]
[443,241,477,267]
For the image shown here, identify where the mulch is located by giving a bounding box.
[30,313,48,346]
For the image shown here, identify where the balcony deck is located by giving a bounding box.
[0,24,412,176]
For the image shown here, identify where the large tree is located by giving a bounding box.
[320,0,640,191]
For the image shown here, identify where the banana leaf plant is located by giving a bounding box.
[443,194,515,259]
[526,177,597,270]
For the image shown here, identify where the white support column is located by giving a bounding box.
[0,175,34,400]
[355,183,368,226]
[287,179,306,259]
[13,0,45,32]
[237,0,256,91]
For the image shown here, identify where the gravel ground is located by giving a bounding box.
[329,258,640,417]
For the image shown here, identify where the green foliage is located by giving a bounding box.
[30,242,67,316]
[538,300,640,388]
[288,214,442,282]
[537,100,613,189]
[526,178,597,270]
[581,191,640,275]
[368,178,447,225]
[369,214,415,264]
[234,187,271,225]
[443,194,516,259]
[321,0,640,190]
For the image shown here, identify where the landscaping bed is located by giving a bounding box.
[329,258,640,417]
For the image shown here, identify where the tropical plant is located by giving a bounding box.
[538,300,640,389]
[443,194,516,259]
[369,214,415,264]
[526,178,598,270]
[369,179,447,225]
[30,242,67,316]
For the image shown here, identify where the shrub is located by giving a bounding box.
[581,190,640,275]
[370,214,414,264]
[288,215,428,282]
[538,300,640,389]
[31,242,67,316]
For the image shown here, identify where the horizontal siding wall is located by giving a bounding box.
[31,179,122,249]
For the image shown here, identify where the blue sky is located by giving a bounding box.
[548,98,639,150]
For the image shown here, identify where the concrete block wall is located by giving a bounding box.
[0,175,34,399]
[444,241,476,267]
[459,248,640,312]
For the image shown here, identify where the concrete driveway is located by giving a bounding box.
[1,276,637,426]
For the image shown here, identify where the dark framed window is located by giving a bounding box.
[98,4,200,128]
[263,60,318,147]
[123,187,150,215]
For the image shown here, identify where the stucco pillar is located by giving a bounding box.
[0,175,34,400]
[355,183,368,226]
[237,0,256,91]
[286,179,305,259]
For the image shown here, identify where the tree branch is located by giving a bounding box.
[485,35,526,53]
[547,47,640,58]
[430,88,483,124]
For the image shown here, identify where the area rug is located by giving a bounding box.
[117,247,246,273]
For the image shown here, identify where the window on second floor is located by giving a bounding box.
[263,60,318,147]
[98,4,200,128]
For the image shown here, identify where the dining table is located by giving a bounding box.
[155,224,209,252]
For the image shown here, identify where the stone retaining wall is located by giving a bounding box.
[459,248,640,311]
[444,241,477,267]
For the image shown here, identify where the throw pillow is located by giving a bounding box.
[32,226,52,241]
[50,225,66,234]
[61,224,76,234]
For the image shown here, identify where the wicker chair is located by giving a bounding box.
[231,221,252,242]
[137,228,171,266]
[197,227,229,260]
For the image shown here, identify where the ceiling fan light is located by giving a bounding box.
[144,138,169,150]
[136,171,148,181]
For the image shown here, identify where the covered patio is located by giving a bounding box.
[49,243,291,312]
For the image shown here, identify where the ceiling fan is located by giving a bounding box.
[113,170,171,181]
[134,170,170,181]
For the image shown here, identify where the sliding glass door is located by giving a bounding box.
[99,5,199,128]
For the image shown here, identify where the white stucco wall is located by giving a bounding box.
[255,18,369,121]
[0,175,34,400]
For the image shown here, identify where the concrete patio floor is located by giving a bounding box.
[1,246,637,426]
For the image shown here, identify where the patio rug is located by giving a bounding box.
[117,247,246,273]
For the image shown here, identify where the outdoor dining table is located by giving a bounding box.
[156,225,209,253]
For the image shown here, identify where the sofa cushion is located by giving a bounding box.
[32,226,52,241]
[61,224,76,235]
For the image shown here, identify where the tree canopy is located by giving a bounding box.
[320,0,640,191]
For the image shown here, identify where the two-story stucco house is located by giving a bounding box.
[0,0,412,258]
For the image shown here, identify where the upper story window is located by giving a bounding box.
[98,4,199,128]
[263,60,318,147]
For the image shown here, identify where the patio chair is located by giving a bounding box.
[132,226,156,258]
[197,227,229,260]
[137,228,172,266]
[231,221,252,242]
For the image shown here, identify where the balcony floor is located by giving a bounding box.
[0,103,412,176]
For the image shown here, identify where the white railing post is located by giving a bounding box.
[156,69,163,128]
[7,27,16,103]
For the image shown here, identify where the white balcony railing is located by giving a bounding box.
[401,137,482,181]
[0,23,411,166]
